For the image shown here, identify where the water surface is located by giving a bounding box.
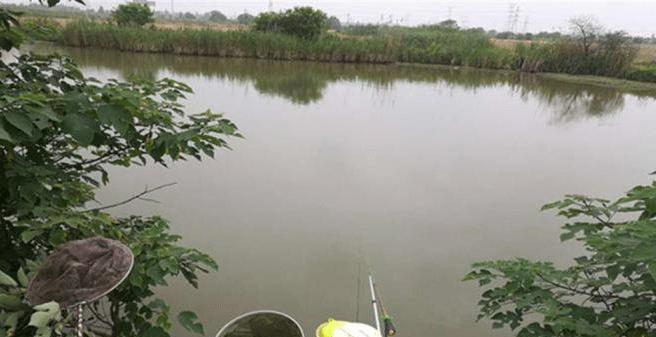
[34,45,656,337]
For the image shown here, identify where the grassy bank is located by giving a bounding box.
[59,20,511,67]
[60,20,397,63]
[58,20,656,84]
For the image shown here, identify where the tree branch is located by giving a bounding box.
[85,182,177,212]
[536,273,621,300]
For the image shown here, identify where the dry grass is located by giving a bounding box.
[636,44,656,64]
[22,15,247,32]
[494,38,656,66]
[154,21,247,31]
[491,38,534,49]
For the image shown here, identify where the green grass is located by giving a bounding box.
[57,20,656,84]
[60,20,397,63]
[59,20,511,68]
[626,65,656,83]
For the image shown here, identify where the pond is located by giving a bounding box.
[33,44,656,337]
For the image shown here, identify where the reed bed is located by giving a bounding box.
[60,20,398,63]
[58,20,655,83]
[59,20,513,67]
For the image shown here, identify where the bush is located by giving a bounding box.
[626,65,656,83]
[512,30,638,77]
[466,179,656,337]
[253,6,327,40]
[112,3,153,27]
[1,2,240,337]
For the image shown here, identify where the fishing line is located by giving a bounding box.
[355,262,361,322]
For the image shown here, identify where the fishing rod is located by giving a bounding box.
[368,275,397,337]
[368,275,382,335]
[374,281,396,337]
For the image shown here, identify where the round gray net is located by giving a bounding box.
[26,236,134,307]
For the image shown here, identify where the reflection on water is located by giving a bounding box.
[36,44,654,121]
[28,43,656,337]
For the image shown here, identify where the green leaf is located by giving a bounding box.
[21,229,43,243]
[177,311,204,335]
[0,270,18,287]
[16,267,28,287]
[648,264,656,281]
[0,294,23,310]
[4,111,33,136]
[98,104,132,133]
[559,231,575,242]
[34,327,52,337]
[5,312,21,330]
[29,302,61,328]
[142,326,169,337]
[0,119,13,142]
[25,105,61,122]
[61,113,98,145]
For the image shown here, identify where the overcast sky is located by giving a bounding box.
[7,0,656,36]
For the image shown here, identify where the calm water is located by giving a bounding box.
[34,45,656,337]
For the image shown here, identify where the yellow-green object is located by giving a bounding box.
[316,319,381,337]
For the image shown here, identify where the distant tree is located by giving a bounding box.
[182,12,196,20]
[327,15,341,31]
[112,3,154,27]
[208,10,227,22]
[253,7,328,39]
[438,19,459,30]
[569,15,603,55]
[237,12,255,25]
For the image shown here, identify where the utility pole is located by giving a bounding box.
[512,6,520,32]
[506,3,520,32]
[268,0,273,11]
[522,16,529,33]
[170,0,174,14]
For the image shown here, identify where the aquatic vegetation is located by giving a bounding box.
[58,20,653,82]
[59,20,397,63]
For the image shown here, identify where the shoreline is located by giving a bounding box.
[397,62,656,94]
[42,40,656,95]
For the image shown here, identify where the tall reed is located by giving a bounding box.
[58,20,651,82]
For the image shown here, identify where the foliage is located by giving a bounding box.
[18,17,61,42]
[112,3,154,27]
[207,10,227,23]
[0,265,64,337]
[465,179,656,337]
[60,20,397,63]
[437,19,459,30]
[253,7,328,40]
[1,1,240,337]
[327,16,341,31]
[57,16,652,82]
[513,17,638,78]
[0,7,23,51]
[180,12,196,21]
[236,13,254,25]
[626,65,656,83]
[340,23,383,36]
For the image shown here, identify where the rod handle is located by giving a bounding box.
[384,317,396,337]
